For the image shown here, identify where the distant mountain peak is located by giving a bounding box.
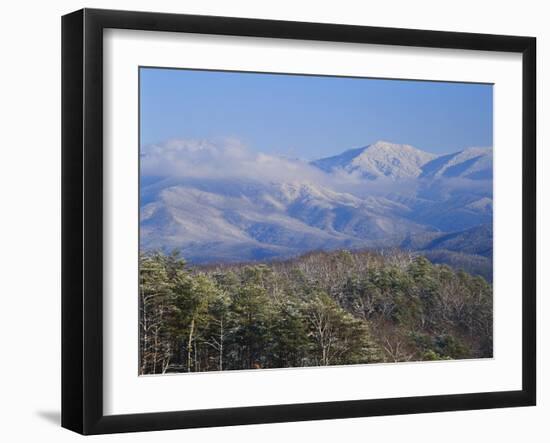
[312,140,437,180]
[366,140,424,152]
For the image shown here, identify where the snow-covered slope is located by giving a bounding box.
[140,139,493,264]
[420,147,493,180]
[312,141,437,179]
[140,179,429,263]
[312,141,492,182]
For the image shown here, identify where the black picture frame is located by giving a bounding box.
[62,8,536,435]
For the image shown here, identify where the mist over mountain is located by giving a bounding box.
[140,139,493,276]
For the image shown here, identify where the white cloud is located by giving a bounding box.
[141,137,335,185]
[140,137,491,201]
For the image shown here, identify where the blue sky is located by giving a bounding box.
[140,67,493,159]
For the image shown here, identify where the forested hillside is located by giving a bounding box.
[139,249,492,375]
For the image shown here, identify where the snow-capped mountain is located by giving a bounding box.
[140,178,429,263]
[140,139,493,271]
[312,141,492,181]
[312,141,437,180]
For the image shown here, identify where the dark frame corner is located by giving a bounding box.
[62,8,536,435]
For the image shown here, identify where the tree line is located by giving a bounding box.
[139,249,492,374]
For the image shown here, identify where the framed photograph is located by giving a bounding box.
[61,8,536,435]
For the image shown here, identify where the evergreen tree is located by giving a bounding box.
[138,249,493,373]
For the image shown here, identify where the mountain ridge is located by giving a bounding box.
[311,140,492,181]
[312,140,438,180]
[140,139,493,274]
